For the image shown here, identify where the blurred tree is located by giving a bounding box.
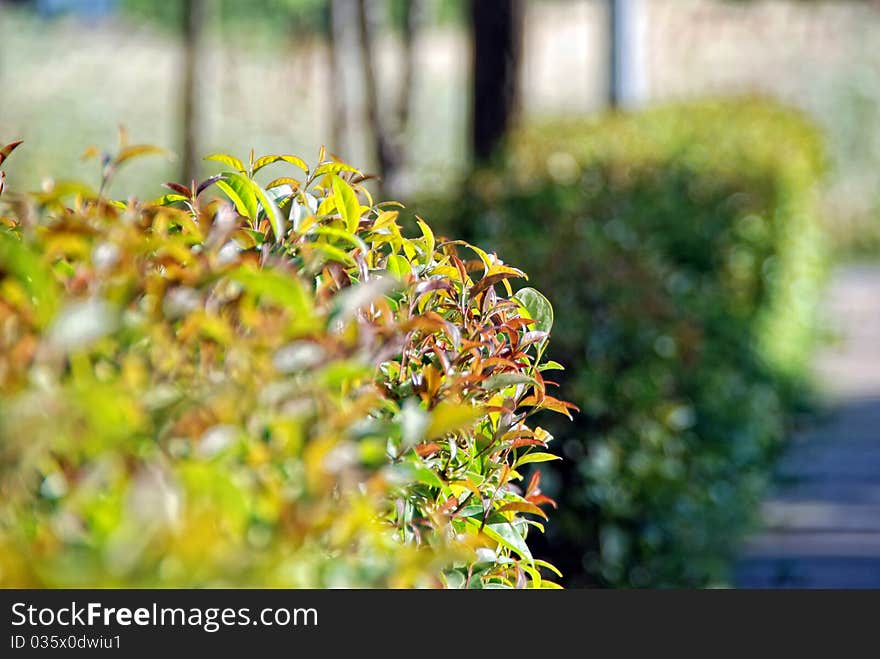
[468,0,523,164]
[355,0,396,195]
[390,0,423,141]
[181,0,205,184]
[325,0,346,154]
[348,0,427,195]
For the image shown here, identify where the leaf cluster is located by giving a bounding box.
[0,142,569,588]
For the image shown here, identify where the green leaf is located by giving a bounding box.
[332,175,362,233]
[217,173,258,219]
[318,359,373,389]
[385,254,412,280]
[216,173,285,239]
[463,242,494,275]
[265,176,300,191]
[534,559,563,578]
[513,287,554,334]
[538,360,565,372]
[302,242,356,267]
[515,452,561,468]
[307,226,368,253]
[250,179,286,241]
[482,372,536,391]
[205,153,246,173]
[241,229,265,247]
[312,162,360,179]
[443,570,467,589]
[416,217,435,257]
[253,154,309,174]
[413,466,444,489]
[425,401,484,440]
[229,267,316,332]
[149,193,189,206]
[481,521,533,562]
[393,461,444,489]
[0,231,59,328]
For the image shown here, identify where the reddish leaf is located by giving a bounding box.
[162,182,192,197]
[509,438,547,449]
[197,174,223,196]
[526,471,541,498]
[415,442,442,457]
[519,331,549,348]
[0,141,23,166]
[526,494,558,510]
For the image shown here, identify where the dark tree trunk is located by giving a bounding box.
[469,0,524,164]
[181,0,204,185]
[326,0,346,155]
[396,0,423,137]
[355,0,396,196]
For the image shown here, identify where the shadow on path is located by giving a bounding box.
[736,398,880,587]
[736,266,880,588]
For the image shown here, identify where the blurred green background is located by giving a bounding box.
[3,0,880,252]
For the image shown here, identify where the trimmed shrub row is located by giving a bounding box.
[0,144,569,587]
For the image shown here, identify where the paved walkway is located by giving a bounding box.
[736,265,880,588]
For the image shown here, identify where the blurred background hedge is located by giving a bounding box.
[416,98,827,586]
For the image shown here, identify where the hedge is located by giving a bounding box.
[0,142,570,587]
[418,98,827,587]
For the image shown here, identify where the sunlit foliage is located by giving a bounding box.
[0,137,569,588]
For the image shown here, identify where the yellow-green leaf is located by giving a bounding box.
[0,231,59,328]
[229,267,316,332]
[205,153,246,173]
[385,254,412,280]
[515,452,561,468]
[216,173,258,219]
[426,401,484,440]
[479,520,533,562]
[302,241,356,267]
[253,154,309,174]
[372,210,399,231]
[265,176,300,191]
[115,144,170,165]
[307,226,368,253]
[312,162,359,179]
[249,178,286,241]
[416,217,435,257]
[332,175,362,233]
[149,193,188,206]
[534,559,563,578]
